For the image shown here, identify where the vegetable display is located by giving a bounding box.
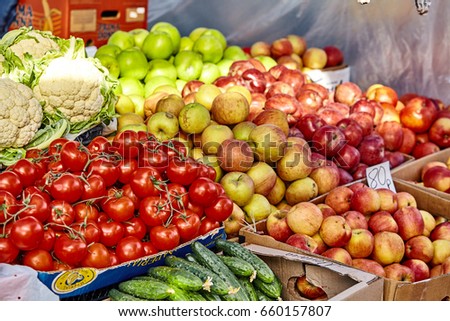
[108,239,283,301]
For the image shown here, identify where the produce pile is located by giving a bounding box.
[108,239,282,301]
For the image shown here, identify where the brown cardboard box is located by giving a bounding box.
[392,147,450,204]
[240,179,450,300]
[302,65,350,92]
[9,0,148,46]
[244,243,384,301]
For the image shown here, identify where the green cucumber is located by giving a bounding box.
[188,291,207,301]
[255,288,272,301]
[238,277,258,301]
[118,279,174,300]
[108,288,145,301]
[200,291,222,301]
[191,241,250,301]
[219,255,257,278]
[185,253,199,263]
[148,266,203,291]
[164,255,229,295]
[253,275,283,300]
[215,239,275,283]
[167,284,192,301]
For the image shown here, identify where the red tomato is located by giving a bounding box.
[138,196,171,227]
[0,190,20,223]
[123,217,147,240]
[23,186,52,204]
[38,227,56,252]
[173,211,201,243]
[163,183,188,211]
[10,216,44,251]
[48,138,69,156]
[53,261,73,271]
[122,184,140,210]
[199,217,221,235]
[25,148,48,159]
[49,173,83,203]
[47,200,75,231]
[204,195,234,222]
[53,233,88,266]
[142,241,158,256]
[19,192,51,222]
[188,177,220,208]
[115,236,145,263]
[47,158,65,173]
[73,203,100,222]
[81,242,111,268]
[7,158,38,187]
[80,174,107,203]
[158,140,188,159]
[31,158,49,182]
[101,189,135,222]
[22,249,54,271]
[0,237,20,263]
[117,158,138,184]
[72,220,101,244]
[0,171,23,197]
[87,136,112,155]
[87,158,121,187]
[60,140,90,172]
[98,220,125,247]
[138,147,169,173]
[197,163,217,181]
[129,167,163,199]
[187,201,204,217]
[166,157,200,186]
[109,250,120,266]
[112,130,141,159]
[149,225,180,251]
[214,182,226,196]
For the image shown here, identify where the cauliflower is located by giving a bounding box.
[0,77,43,149]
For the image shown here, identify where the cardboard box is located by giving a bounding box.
[240,179,450,300]
[303,65,351,92]
[244,244,383,301]
[38,227,225,299]
[9,0,148,46]
[392,147,450,203]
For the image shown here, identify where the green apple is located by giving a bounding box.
[232,121,257,141]
[198,62,221,84]
[150,22,181,54]
[144,75,176,98]
[174,50,203,81]
[107,30,135,51]
[118,76,145,97]
[223,45,248,61]
[254,55,278,71]
[189,27,208,42]
[94,44,122,58]
[175,79,187,92]
[117,47,148,80]
[141,30,174,60]
[194,83,222,110]
[193,34,224,63]
[115,94,135,114]
[95,54,120,79]
[118,123,148,134]
[179,36,194,52]
[128,94,146,118]
[155,94,185,117]
[202,28,227,51]
[243,194,272,224]
[201,124,234,155]
[147,111,180,141]
[145,59,177,82]
[178,102,211,134]
[220,172,255,207]
[216,58,234,76]
[128,28,149,49]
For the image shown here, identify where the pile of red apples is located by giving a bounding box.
[419,155,450,193]
[266,182,450,284]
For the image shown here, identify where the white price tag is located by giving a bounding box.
[365,161,396,192]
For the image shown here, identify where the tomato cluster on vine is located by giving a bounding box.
[0,130,233,271]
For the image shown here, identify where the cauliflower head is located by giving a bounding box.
[6,29,61,61]
[0,78,43,149]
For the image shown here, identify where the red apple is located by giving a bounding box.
[383,263,415,282]
[351,258,386,277]
[366,85,398,107]
[253,108,290,136]
[372,231,405,266]
[375,121,404,151]
[442,256,450,274]
[392,206,424,241]
[311,232,329,254]
[265,80,295,98]
[400,96,438,133]
[334,81,363,106]
[266,209,294,242]
[376,188,398,214]
[350,187,381,215]
[398,127,417,154]
[311,125,346,158]
[286,202,323,236]
[316,107,346,126]
[334,144,361,172]
[286,233,318,253]
[428,117,450,148]
[241,68,267,94]
[412,141,440,159]
[379,102,401,123]
[396,192,417,209]
[295,113,326,142]
[295,89,323,114]
[270,37,294,59]
[277,68,306,96]
[416,132,429,144]
[321,247,353,266]
[250,41,271,57]
[301,83,330,103]
[358,134,385,166]
[309,165,341,195]
[422,166,450,192]
[430,264,443,278]
[316,203,337,219]
[324,186,354,215]
[217,139,254,172]
[348,182,368,193]
[384,151,406,169]
[402,259,430,282]
[276,54,302,70]
[349,112,374,136]
[319,215,352,247]
[420,161,448,181]
[338,167,354,185]
[404,235,434,263]
[368,211,399,234]
[265,93,301,123]
[430,221,450,241]
[345,228,375,259]
[342,210,369,230]
[352,163,369,180]
[323,45,344,68]
[295,275,328,300]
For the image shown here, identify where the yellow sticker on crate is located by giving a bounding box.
[52,268,97,294]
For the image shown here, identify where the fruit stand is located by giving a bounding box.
[1,0,450,304]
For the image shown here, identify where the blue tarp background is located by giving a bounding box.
[1,0,449,105]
